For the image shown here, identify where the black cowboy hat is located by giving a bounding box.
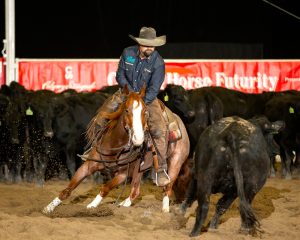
[129,27,166,47]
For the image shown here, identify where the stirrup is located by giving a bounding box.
[155,169,171,187]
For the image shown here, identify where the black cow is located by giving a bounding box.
[180,116,271,237]
[248,115,285,177]
[158,84,195,123]
[158,85,222,155]
[52,91,108,179]
[0,93,11,181]
[263,93,300,179]
[186,87,224,153]
[0,83,31,183]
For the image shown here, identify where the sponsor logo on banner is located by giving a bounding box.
[41,64,97,92]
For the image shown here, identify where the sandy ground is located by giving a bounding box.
[0,176,299,240]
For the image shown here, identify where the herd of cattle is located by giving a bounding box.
[0,82,109,185]
[0,81,300,235]
[0,82,299,184]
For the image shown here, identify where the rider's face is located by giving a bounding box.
[139,45,155,58]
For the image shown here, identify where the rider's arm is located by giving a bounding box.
[144,64,165,104]
[116,53,134,91]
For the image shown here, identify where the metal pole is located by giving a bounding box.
[5,0,16,85]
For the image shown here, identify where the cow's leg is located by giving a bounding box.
[190,185,210,237]
[65,146,76,178]
[43,160,101,213]
[209,191,237,229]
[283,149,293,179]
[180,177,197,215]
[87,172,127,208]
[292,142,300,178]
[269,155,276,178]
[36,154,48,187]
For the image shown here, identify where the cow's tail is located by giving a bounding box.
[225,128,260,232]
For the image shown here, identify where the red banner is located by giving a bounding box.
[0,57,5,86]
[17,59,300,93]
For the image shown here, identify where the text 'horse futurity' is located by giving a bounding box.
[43,85,190,213]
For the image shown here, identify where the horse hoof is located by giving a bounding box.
[43,197,62,214]
[87,194,103,209]
[42,207,50,214]
[87,204,96,209]
[119,197,132,207]
[162,207,169,213]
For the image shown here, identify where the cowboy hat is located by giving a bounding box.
[129,27,166,47]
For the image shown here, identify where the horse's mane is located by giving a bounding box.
[85,102,126,148]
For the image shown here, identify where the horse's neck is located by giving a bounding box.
[101,115,129,152]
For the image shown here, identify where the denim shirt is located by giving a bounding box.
[116,45,165,104]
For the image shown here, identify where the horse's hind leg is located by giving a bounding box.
[163,153,188,212]
[43,160,101,213]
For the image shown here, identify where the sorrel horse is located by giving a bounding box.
[43,85,190,214]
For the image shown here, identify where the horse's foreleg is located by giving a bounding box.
[87,173,127,209]
[119,170,143,207]
[43,161,101,213]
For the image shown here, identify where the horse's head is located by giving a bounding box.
[123,85,147,146]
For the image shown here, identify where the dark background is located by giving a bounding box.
[1,0,299,59]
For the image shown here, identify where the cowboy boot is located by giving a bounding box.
[153,134,170,187]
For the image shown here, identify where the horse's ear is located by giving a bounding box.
[123,84,129,95]
[139,83,146,99]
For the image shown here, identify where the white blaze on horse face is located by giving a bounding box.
[131,100,144,146]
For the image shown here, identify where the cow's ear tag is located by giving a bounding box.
[164,93,169,102]
[289,106,294,114]
[26,107,33,116]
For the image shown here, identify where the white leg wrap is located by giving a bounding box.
[43,197,62,214]
[119,197,132,207]
[87,194,103,209]
[162,196,170,213]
